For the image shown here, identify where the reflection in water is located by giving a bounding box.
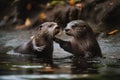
[0,51,57,75]
[71,57,99,74]
[0,50,100,75]
[9,53,59,74]
[1,51,120,80]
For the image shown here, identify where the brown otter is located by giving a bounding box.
[54,20,102,58]
[14,22,60,64]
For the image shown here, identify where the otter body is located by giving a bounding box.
[54,20,102,58]
[14,22,60,64]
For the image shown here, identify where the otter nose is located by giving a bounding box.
[65,29,70,32]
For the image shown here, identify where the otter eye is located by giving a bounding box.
[71,24,78,29]
[72,24,77,28]
[83,25,86,27]
[49,24,54,27]
[39,25,42,28]
[72,25,75,28]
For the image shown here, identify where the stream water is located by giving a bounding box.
[0,29,120,80]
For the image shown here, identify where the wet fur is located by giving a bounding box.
[54,20,102,58]
[14,22,59,64]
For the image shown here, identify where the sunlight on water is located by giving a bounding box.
[12,65,43,69]
[0,74,95,80]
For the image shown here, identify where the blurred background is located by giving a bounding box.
[0,0,120,33]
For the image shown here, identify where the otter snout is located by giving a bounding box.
[65,28,70,32]
[54,25,60,35]
[65,27,72,36]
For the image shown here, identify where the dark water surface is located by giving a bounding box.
[0,29,120,80]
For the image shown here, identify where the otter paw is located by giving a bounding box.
[84,52,92,58]
[34,45,46,52]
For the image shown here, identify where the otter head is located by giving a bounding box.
[65,20,92,38]
[39,22,60,36]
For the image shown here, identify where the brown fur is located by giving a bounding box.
[14,22,60,64]
[54,20,102,58]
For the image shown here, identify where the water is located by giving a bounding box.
[0,29,120,80]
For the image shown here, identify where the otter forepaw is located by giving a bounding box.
[34,45,46,52]
[32,38,46,52]
[84,52,92,58]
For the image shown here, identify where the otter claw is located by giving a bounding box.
[34,45,46,51]
[32,38,46,52]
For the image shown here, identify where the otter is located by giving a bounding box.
[14,22,60,64]
[54,20,102,58]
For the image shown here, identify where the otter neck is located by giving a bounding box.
[71,33,95,52]
[74,32,94,40]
